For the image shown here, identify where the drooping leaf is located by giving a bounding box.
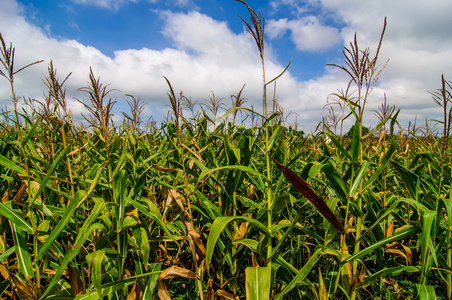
[273,159,345,234]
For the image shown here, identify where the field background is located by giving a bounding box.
[1,2,452,299]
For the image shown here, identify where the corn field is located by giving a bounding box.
[0,1,452,299]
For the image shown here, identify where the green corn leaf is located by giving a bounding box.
[343,226,422,263]
[389,108,400,135]
[416,284,437,300]
[31,145,71,205]
[206,216,272,273]
[92,248,117,299]
[114,169,126,231]
[112,138,128,178]
[125,198,177,243]
[326,131,352,161]
[0,202,33,234]
[362,138,397,191]
[265,58,292,86]
[31,197,57,223]
[274,255,299,275]
[11,223,34,278]
[359,197,429,241]
[392,161,419,200]
[442,195,452,229]
[419,152,452,182]
[321,164,347,200]
[360,266,421,287]
[41,223,106,299]
[362,116,391,139]
[421,210,435,283]
[195,190,222,220]
[349,161,369,197]
[274,247,324,300]
[74,271,161,300]
[0,154,27,176]
[141,262,163,299]
[21,115,42,146]
[136,227,150,271]
[232,238,259,252]
[350,120,361,162]
[245,266,271,300]
[270,209,302,258]
[198,165,264,183]
[0,246,15,262]
[37,190,88,260]
[200,106,215,124]
[268,124,284,152]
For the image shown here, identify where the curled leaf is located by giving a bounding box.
[150,164,178,172]
[158,266,199,280]
[273,158,346,234]
[216,289,235,299]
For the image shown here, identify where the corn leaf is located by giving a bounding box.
[0,202,33,234]
[245,266,271,300]
[11,223,34,278]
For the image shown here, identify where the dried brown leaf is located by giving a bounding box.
[385,242,412,265]
[151,164,178,172]
[163,189,189,221]
[318,268,328,300]
[216,289,235,300]
[158,266,200,280]
[125,208,139,218]
[0,263,9,280]
[385,219,394,238]
[358,265,367,285]
[13,182,27,204]
[12,276,37,300]
[181,143,205,163]
[157,279,171,300]
[273,159,346,234]
[186,221,206,255]
[237,221,249,240]
[67,264,84,296]
[1,190,9,204]
[206,288,215,300]
[68,141,89,156]
[206,278,215,300]
[251,251,259,267]
[247,185,256,199]
[126,279,143,300]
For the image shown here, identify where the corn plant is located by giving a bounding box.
[0,4,452,299]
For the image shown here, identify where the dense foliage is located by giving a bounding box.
[1,2,452,299]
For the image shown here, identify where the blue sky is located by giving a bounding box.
[1,0,452,133]
[18,0,341,79]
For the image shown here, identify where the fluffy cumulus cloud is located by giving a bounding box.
[0,0,293,126]
[267,0,452,131]
[267,16,341,51]
[330,0,452,127]
[1,0,452,132]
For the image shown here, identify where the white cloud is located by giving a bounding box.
[70,0,195,10]
[0,1,289,127]
[267,0,452,131]
[1,0,452,133]
[267,16,341,51]
[71,0,139,10]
